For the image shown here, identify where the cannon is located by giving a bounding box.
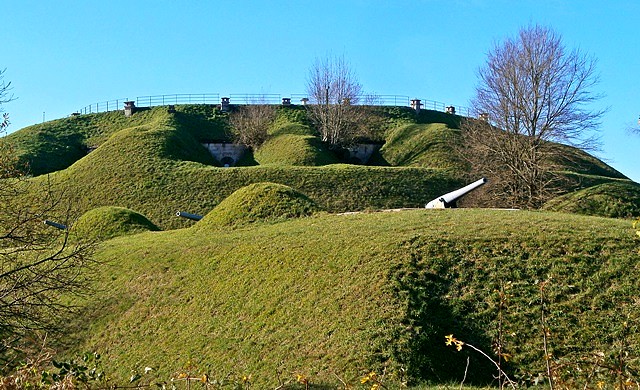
[43,220,68,230]
[425,178,487,209]
[175,211,203,221]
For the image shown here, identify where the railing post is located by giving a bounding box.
[220,97,230,112]
[410,99,422,113]
[124,101,136,117]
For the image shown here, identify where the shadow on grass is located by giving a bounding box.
[388,238,497,386]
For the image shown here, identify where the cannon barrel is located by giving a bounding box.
[175,211,203,221]
[43,220,68,230]
[425,178,487,209]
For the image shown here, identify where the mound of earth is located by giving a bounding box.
[196,182,321,229]
[72,206,159,241]
[254,134,338,166]
[543,181,640,218]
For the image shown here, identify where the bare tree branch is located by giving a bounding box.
[461,25,604,208]
[629,119,640,136]
[305,55,370,147]
[0,137,95,366]
[0,69,14,131]
[228,103,277,150]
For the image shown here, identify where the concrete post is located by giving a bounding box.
[220,97,230,112]
[300,98,309,106]
[410,99,422,113]
[124,101,136,117]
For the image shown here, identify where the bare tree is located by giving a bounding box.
[461,25,604,208]
[0,73,94,366]
[0,69,13,131]
[630,118,640,136]
[229,103,277,150]
[306,55,367,146]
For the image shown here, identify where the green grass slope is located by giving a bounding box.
[254,134,338,166]
[7,104,625,176]
[5,105,228,176]
[4,104,640,388]
[379,123,464,170]
[66,209,639,388]
[268,105,315,137]
[4,104,636,230]
[6,109,166,175]
[12,107,461,230]
[196,182,321,229]
[543,181,640,218]
[72,206,159,242]
[552,144,627,179]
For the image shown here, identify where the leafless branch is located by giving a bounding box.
[229,103,277,150]
[0,69,14,131]
[0,141,96,366]
[305,55,373,147]
[461,25,603,208]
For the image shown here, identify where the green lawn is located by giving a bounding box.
[59,208,639,388]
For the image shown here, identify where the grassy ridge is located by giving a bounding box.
[543,181,640,218]
[7,104,633,232]
[12,106,460,229]
[380,123,464,170]
[6,109,169,175]
[67,209,639,387]
[196,182,321,229]
[10,106,466,230]
[56,162,460,230]
[6,104,625,179]
[4,103,640,388]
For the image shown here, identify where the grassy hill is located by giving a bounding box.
[5,104,636,231]
[5,105,467,230]
[63,207,639,388]
[543,181,640,218]
[2,103,640,388]
[72,206,159,241]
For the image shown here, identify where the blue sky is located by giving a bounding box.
[3,0,639,181]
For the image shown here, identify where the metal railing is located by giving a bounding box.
[135,93,220,107]
[77,99,129,115]
[77,94,221,115]
[77,93,471,117]
[228,93,282,104]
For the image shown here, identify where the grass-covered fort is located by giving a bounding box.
[3,101,640,388]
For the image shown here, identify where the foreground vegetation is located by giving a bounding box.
[49,206,637,388]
